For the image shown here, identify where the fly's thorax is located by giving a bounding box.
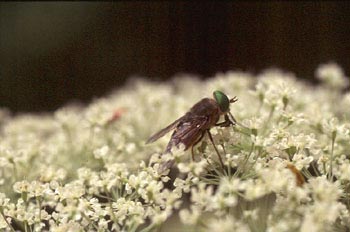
[189,98,221,117]
[187,98,221,128]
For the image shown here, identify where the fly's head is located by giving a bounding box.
[213,90,237,114]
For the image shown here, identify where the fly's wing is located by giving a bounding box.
[166,115,209,153]
[146,117,183,144]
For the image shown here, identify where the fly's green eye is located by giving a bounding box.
[213,90,230,112]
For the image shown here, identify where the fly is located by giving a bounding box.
[146,90,238,170]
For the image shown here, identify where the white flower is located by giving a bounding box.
[190,182,214,208]
[308,176,342,202]
[316,63,349,89]
[292,153,314,170]
[55,181,85,199]
[39,166,67,182]
[1,64,350,231]
[209,177,240,211]
[173,175,196,194]
[150,209,169,225]
[0,193,10,207]
[0,214,12,229]
[243,117,264,131]
[179,207,201,225]
[93,145,110,159]
[27,181,50,198]
[225,153,244,168]
[13,180,30,194]
[322,117,348,138]
[338,161,350,181]
[111,198,145,225]
[178,159,207,176]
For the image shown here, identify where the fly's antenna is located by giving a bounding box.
[230,96,238,103]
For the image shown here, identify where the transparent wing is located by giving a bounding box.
[166,115,209,152]
[146,117,183,144]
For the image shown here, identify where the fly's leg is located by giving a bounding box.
[228,112,237,124]
[191,131,205,161]
[216,114,235,127]
[206,130,225,169]
[229,111,250,130]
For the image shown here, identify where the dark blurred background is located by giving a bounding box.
[1,2,349,113]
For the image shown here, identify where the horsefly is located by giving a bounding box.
[146,90,238,171]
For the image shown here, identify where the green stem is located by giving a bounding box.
[139,223,157,232]
[234,142,255,178]
[221,143,232,175]
[329,131,336,181]
[250,148,262,168]
[24,221,28,232]
[232,126,251,137]
[36,197,42,225]
[0,209,16,232]
[203,154,222,177]
[256,98,264,115]
[263,105,276,133]
[128,222,140,232]
[322,162,327,175]
[105,188,118,225]
[302,168,312,179]
[81,212,99,231]
[197,218,209,229]
[200,177,220,185]
[12,162,18,181]
[312,162,321,176]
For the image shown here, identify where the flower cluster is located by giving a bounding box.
[0,63,350,231]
